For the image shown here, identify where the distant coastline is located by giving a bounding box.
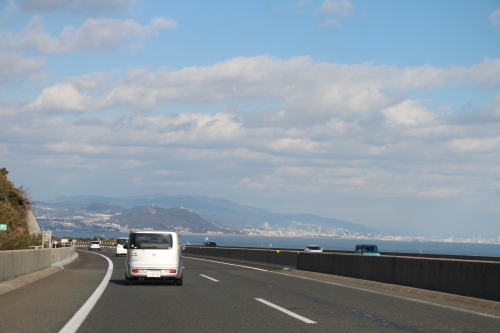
[51,231,500,257]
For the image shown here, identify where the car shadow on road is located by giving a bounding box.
[109,279,177,286]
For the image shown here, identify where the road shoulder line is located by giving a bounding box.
[58,251,113,333]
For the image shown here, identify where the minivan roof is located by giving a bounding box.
[130,230,178,234]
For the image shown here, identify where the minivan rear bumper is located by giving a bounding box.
[125,262,183,279]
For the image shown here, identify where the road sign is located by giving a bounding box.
[42,231,51,243]
[0,224,7,231]
[42,231,52,248]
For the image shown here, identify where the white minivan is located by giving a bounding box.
[124,231,183,286]
[116,237,128,256]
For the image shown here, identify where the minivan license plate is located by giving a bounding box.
[147,270,161,277]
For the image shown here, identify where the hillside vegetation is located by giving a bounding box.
[0,168,41,250]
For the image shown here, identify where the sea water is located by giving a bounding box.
[52,231,500,257]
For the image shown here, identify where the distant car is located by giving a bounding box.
[116,237,128,256]
[203,242,217,247]
[304,245,323,252]
[89,241,101,251]
[355,244,380,255]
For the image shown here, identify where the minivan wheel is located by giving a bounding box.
[124,274,133,286]
[174,275,183,286]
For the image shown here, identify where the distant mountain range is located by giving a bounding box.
[107,206,226,234]
[37,194,372,233]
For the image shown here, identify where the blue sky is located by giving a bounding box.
[1,0,500,236]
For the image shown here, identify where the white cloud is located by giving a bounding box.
[27,83,93,112]
[417,187,463,198]
[5,16,177,54]
[270,138,319,152]
[317,0,351,27]
[318,18,340,27]
[47,142,110,154]
[467,58,500,88]
[0,143,9,155]
[46,56,497,121]
[489,8,500,26]
[150,17,177,30]
[382,100,435,127]
[318,0,351,17]
[0,51,43,87]
[450,136,500,153]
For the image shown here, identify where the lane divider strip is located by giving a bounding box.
[255,298,316,324]
[59,251,113,333]
[200,274,219,282]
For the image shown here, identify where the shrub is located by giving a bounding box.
[2,234,42,250]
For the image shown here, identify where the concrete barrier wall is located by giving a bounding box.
[0,247,76,283]
[51,247,75,265]
[184,246,500,302]
[1,250,52,283]
[298,253,500,302]
[268,250,298,268]
[184,246,299,268]
[379,251,500,262]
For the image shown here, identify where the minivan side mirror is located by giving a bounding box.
[123,244,128,249]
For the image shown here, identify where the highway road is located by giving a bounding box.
[1,248,500,332]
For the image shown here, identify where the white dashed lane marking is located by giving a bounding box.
[255,298,316,324]
[200,274,219,282]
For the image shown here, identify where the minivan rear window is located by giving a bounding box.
[129,233,173,250]
[117,238,127,246]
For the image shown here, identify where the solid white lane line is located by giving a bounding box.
[200,274,219,282]
[255,298,316,324]
[184,256,268,272]
[59,251,113,333]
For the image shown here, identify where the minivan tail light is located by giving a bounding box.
[169,269,176,273]
[132,269,139,273]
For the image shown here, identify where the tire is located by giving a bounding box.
[124,274,133,286]
[174,274,183,286]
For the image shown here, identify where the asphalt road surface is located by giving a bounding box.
[1,248,500,332]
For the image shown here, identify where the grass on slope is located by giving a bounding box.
[0,168,41,250]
